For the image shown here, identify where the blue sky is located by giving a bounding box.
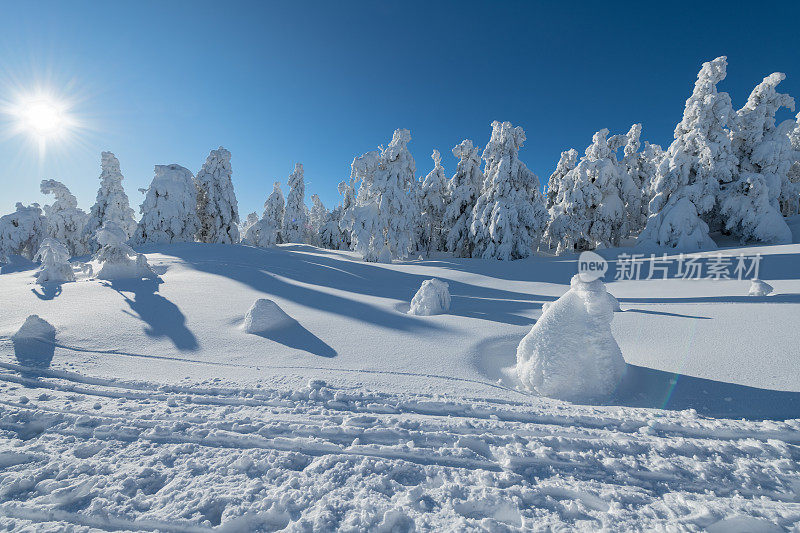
[1,0,799,218]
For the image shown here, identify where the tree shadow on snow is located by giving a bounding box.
[150,243,551,331]
[102,278,199,352]
[614,364,800,421]
[31,283,63,301]
[623,308,712,320]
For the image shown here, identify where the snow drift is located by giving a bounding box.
[516,274,626,402]
[408,278,451,316]
[243,298,295,334]
[11,315,56,368]
[748,279,774,296]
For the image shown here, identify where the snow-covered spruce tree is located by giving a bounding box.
[40,179,89,257]
[618,124,650,237]
[0,203,47,261]
[195,147,240,244]
[443,140,484,258]
[328,179,356,250]
[545,148,578,209]
[244,181,284,248]
[35,238,75,284]
[282,163,307,244]
[418,149,449,254]
[95,222,156,280]
[545,129,637,254]
[133,164,200,244]
[309,194,329,247]
[320,204,347,250]
[722,73,795,244]
[785,112,800,216]
[84,152,137,250]
[241,212,259,237]
[340,129,417,261]
[637,56,737,250]
[469,121,548,260]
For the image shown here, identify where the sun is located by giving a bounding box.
[12,94,73,142]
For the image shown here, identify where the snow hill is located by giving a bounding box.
[0,238,799,530]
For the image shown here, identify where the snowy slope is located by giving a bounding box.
[1,242,799,530]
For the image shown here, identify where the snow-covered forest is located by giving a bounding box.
[2,57,799,265]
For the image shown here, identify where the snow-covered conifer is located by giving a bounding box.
[282,163,308,244]
[418,149,449,254]
[618,124,649,236]
[340,129,417,261]
[40,179,89,257]
[244,182,284,248]
[784,113,800,216]
[637,57,736,250]
[84,152,137,249]
[443,140,484,258]
[470,121,548,260]
[35,238,75,284]
[134,164,200,244]
[195,147,240,244]
[545,149,578,209]
[309,194,329,247]
[545,129,637,253]
[241,212,259,236]
[95,222,156,280]
[722,73,795,244]
[0,203,47,261]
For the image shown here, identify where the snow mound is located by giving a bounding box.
[11,315,56,368]
[408,278,451,316]
[35,238,75,284]
[748,279,774,296]
[515,274,626,402]
[243,298,295,334]
[94,222,156,281]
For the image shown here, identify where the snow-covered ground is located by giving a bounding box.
[1,239,799,530]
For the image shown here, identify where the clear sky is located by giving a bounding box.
[1,0,799,218]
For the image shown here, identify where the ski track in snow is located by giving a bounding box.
[0,364,799,531]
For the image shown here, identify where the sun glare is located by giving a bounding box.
[1,89,83,158]
[20,99,64,137]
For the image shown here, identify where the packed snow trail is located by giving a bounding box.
[0,365,799,531]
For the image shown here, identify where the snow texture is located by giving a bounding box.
[516,274,626,401]
[134,164,200,244]
[83,152,137,250]
[638,57,735,250]
[245,182,285,248]
[0,203,47,261]
[408,278,451,316]
[283,163,307,244]
[40,179,89,257]
[34,238,75,284]
[195,146,240,244]
[444,140,484,258]
[95,222,156,280]
[470,121,548,260]
[748,279,774,296]
[243,298,294,334]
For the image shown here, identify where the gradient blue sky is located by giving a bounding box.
[1,0,799,218]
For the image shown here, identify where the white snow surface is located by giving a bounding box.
[1,241,800,530]
[515,274,626,401]
[243,298,295,334]
[408,278,451,316]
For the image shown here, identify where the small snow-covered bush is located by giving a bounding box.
[748,279,774,296]
[94,222,156,280]
[243,298,294,334]
[35,238,75,284]
[408,278,451,316]
[515,274,626,402]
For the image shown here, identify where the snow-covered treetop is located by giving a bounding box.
[546,148,579,208]
[481,121,530,189]
[40,180,79,210]
[623,123,642,159]
[35,237,70,264]
[732,72,796,161]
